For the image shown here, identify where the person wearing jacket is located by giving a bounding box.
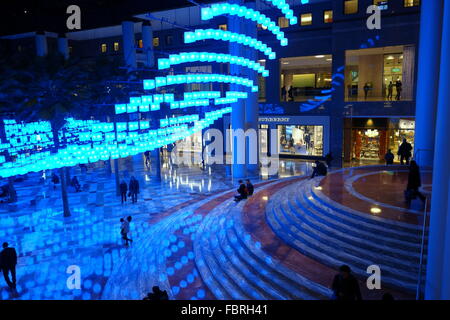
[120,181,128,204]
[234,180,248,202]
[405,160,426,207]
[0,242,17,289]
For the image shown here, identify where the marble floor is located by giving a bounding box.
[0,156,429,300]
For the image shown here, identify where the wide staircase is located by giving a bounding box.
[193,187,332,300]
[265,176,425,293]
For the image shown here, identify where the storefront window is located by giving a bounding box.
[345,45,415,102]
[404,0,420,7]
[280,55,332,102]
[388,118,415,156]
[346,118,415,163]
[278,125,324,156]
[344,0,358,14]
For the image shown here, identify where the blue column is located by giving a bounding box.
[35,32,48,57]
[414,0,444,167]
[122,21,137,70]
[229,0,246,179]
[425,0,450,300]
[244,0,259,176]
[57,34,69,60]
[142,21,155,68]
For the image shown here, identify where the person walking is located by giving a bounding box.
[144,151,151,169]
[0,242,17,290]
[385,149,395,165]
[363,83,370,100]
[395,80,402,101]
[331,265,362,301]
[398,139,413,165]
[288,86,294,101]
[325,152,334,168]
[71,176,81,192]
[129,177,139,203]
[405,160,426,208]
[120,217,133,246]
[387,81,394,101]
[119,180,128,204]
[281,86,287,102]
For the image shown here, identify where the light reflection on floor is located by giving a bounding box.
[0,155,313,300]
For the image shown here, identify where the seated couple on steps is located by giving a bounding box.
[234,179,254,202]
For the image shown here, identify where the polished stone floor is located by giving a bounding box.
[0,156,429,300]
[0,155,313,300]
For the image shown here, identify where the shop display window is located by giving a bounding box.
[345,45,415,102]
[278,125,323,156]
[280,55,332,102]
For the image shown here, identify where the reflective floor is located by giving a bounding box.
[0,155,313,300]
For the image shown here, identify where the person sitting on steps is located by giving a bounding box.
[234,180,248,202]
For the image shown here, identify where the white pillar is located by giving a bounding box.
[35,32,48,57]
[57,35,69,60]
[142,21,155,68]
[425,0,450,300]
[121,21,137,69]
[414,0,444,167]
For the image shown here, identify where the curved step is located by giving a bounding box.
[194,192,332,300]
[296,183,423,253]
[266,191,418,292]
[229,205,332,300]
[289,182,422,264]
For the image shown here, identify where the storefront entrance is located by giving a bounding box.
[344,118,415,163]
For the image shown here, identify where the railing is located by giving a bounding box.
[416,196,429,300]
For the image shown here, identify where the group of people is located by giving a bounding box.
[384,139,413,166]
[119,177,140,204]
[50,172,82,192]
[120,216,133,246]
[234,179,254,202]
[387,80,403,101]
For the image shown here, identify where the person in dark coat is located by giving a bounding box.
[119,181,128,204]
[385,149,395,165]
[398,139,413,165]
[246,179,254,196]
[143,286,169,300]
[129,177,139,203]
[405,160,426,207]
[395,80,402,101]
[51,172,59,189]
[281,86,287,102]
[0,242,17,289]
[325,152,334,168]
[234,180,248,202]
[331,265,362,301]
[311,161,328,179]
[288,86,294,101]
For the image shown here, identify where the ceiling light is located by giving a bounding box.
[315,55,325,58]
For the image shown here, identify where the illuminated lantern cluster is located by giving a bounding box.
[158,52,269,77]
[201,3,288,46]
[184,29,276,59]
[144,74,258,92]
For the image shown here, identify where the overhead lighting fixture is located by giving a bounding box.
[387,55,395,60]
[315,55,325,58]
